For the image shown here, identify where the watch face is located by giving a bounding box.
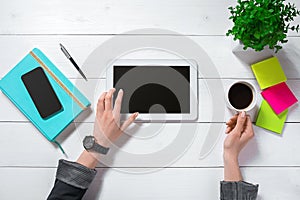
[84,136,95,149]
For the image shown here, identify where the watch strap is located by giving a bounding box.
[93,142,110,155]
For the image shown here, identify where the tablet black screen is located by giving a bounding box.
[113,65,190,114]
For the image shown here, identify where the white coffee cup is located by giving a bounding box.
[225,81,257,112]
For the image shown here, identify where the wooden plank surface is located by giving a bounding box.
[1,122,300,167]
[1,0,300,199]
[0,0,238,35]
[0,167,299,200]
[0,0,299,36]
[1,36,300,79]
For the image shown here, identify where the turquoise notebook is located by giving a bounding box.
[0,48,90,142]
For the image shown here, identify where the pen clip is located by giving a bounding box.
[60,44,71,59]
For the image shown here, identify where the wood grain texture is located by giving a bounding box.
[1,122,300,168]
[0,167,299,200]
[1,36,300,79]
[0,0,299,36]
[1,0,300,199]
[0,0,237,35]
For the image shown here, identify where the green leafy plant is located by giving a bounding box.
[227,0,300,52]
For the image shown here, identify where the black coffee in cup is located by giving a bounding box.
[228,83,253,110]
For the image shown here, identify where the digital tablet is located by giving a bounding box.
[106,59,198,121]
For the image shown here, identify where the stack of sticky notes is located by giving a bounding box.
[251,57,298,134]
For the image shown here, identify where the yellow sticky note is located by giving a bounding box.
[251,57,287,89]
[256,100,288,134]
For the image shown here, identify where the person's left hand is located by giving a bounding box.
[93,88,139,147]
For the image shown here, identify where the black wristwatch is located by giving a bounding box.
[83,136,110,155]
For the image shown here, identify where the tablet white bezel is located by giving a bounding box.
[106,59,198,122]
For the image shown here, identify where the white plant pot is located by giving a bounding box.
[232,40,275,65]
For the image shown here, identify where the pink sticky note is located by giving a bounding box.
[261,82,298,114]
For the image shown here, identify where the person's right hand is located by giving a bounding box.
[224,111,254,161]
[223,111,254,181]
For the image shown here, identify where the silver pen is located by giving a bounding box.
[60,43,87,81]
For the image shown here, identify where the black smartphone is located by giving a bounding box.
[21,67,63,119]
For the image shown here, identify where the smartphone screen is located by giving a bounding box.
[21,67,63,119]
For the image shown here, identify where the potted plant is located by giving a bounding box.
[227,0,300,53]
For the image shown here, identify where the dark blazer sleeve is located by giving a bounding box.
[220,181,259,200]
[47,159,97,200]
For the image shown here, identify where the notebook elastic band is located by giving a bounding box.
[29,51,86,110]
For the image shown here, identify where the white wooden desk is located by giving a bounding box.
[1,0,300,199]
